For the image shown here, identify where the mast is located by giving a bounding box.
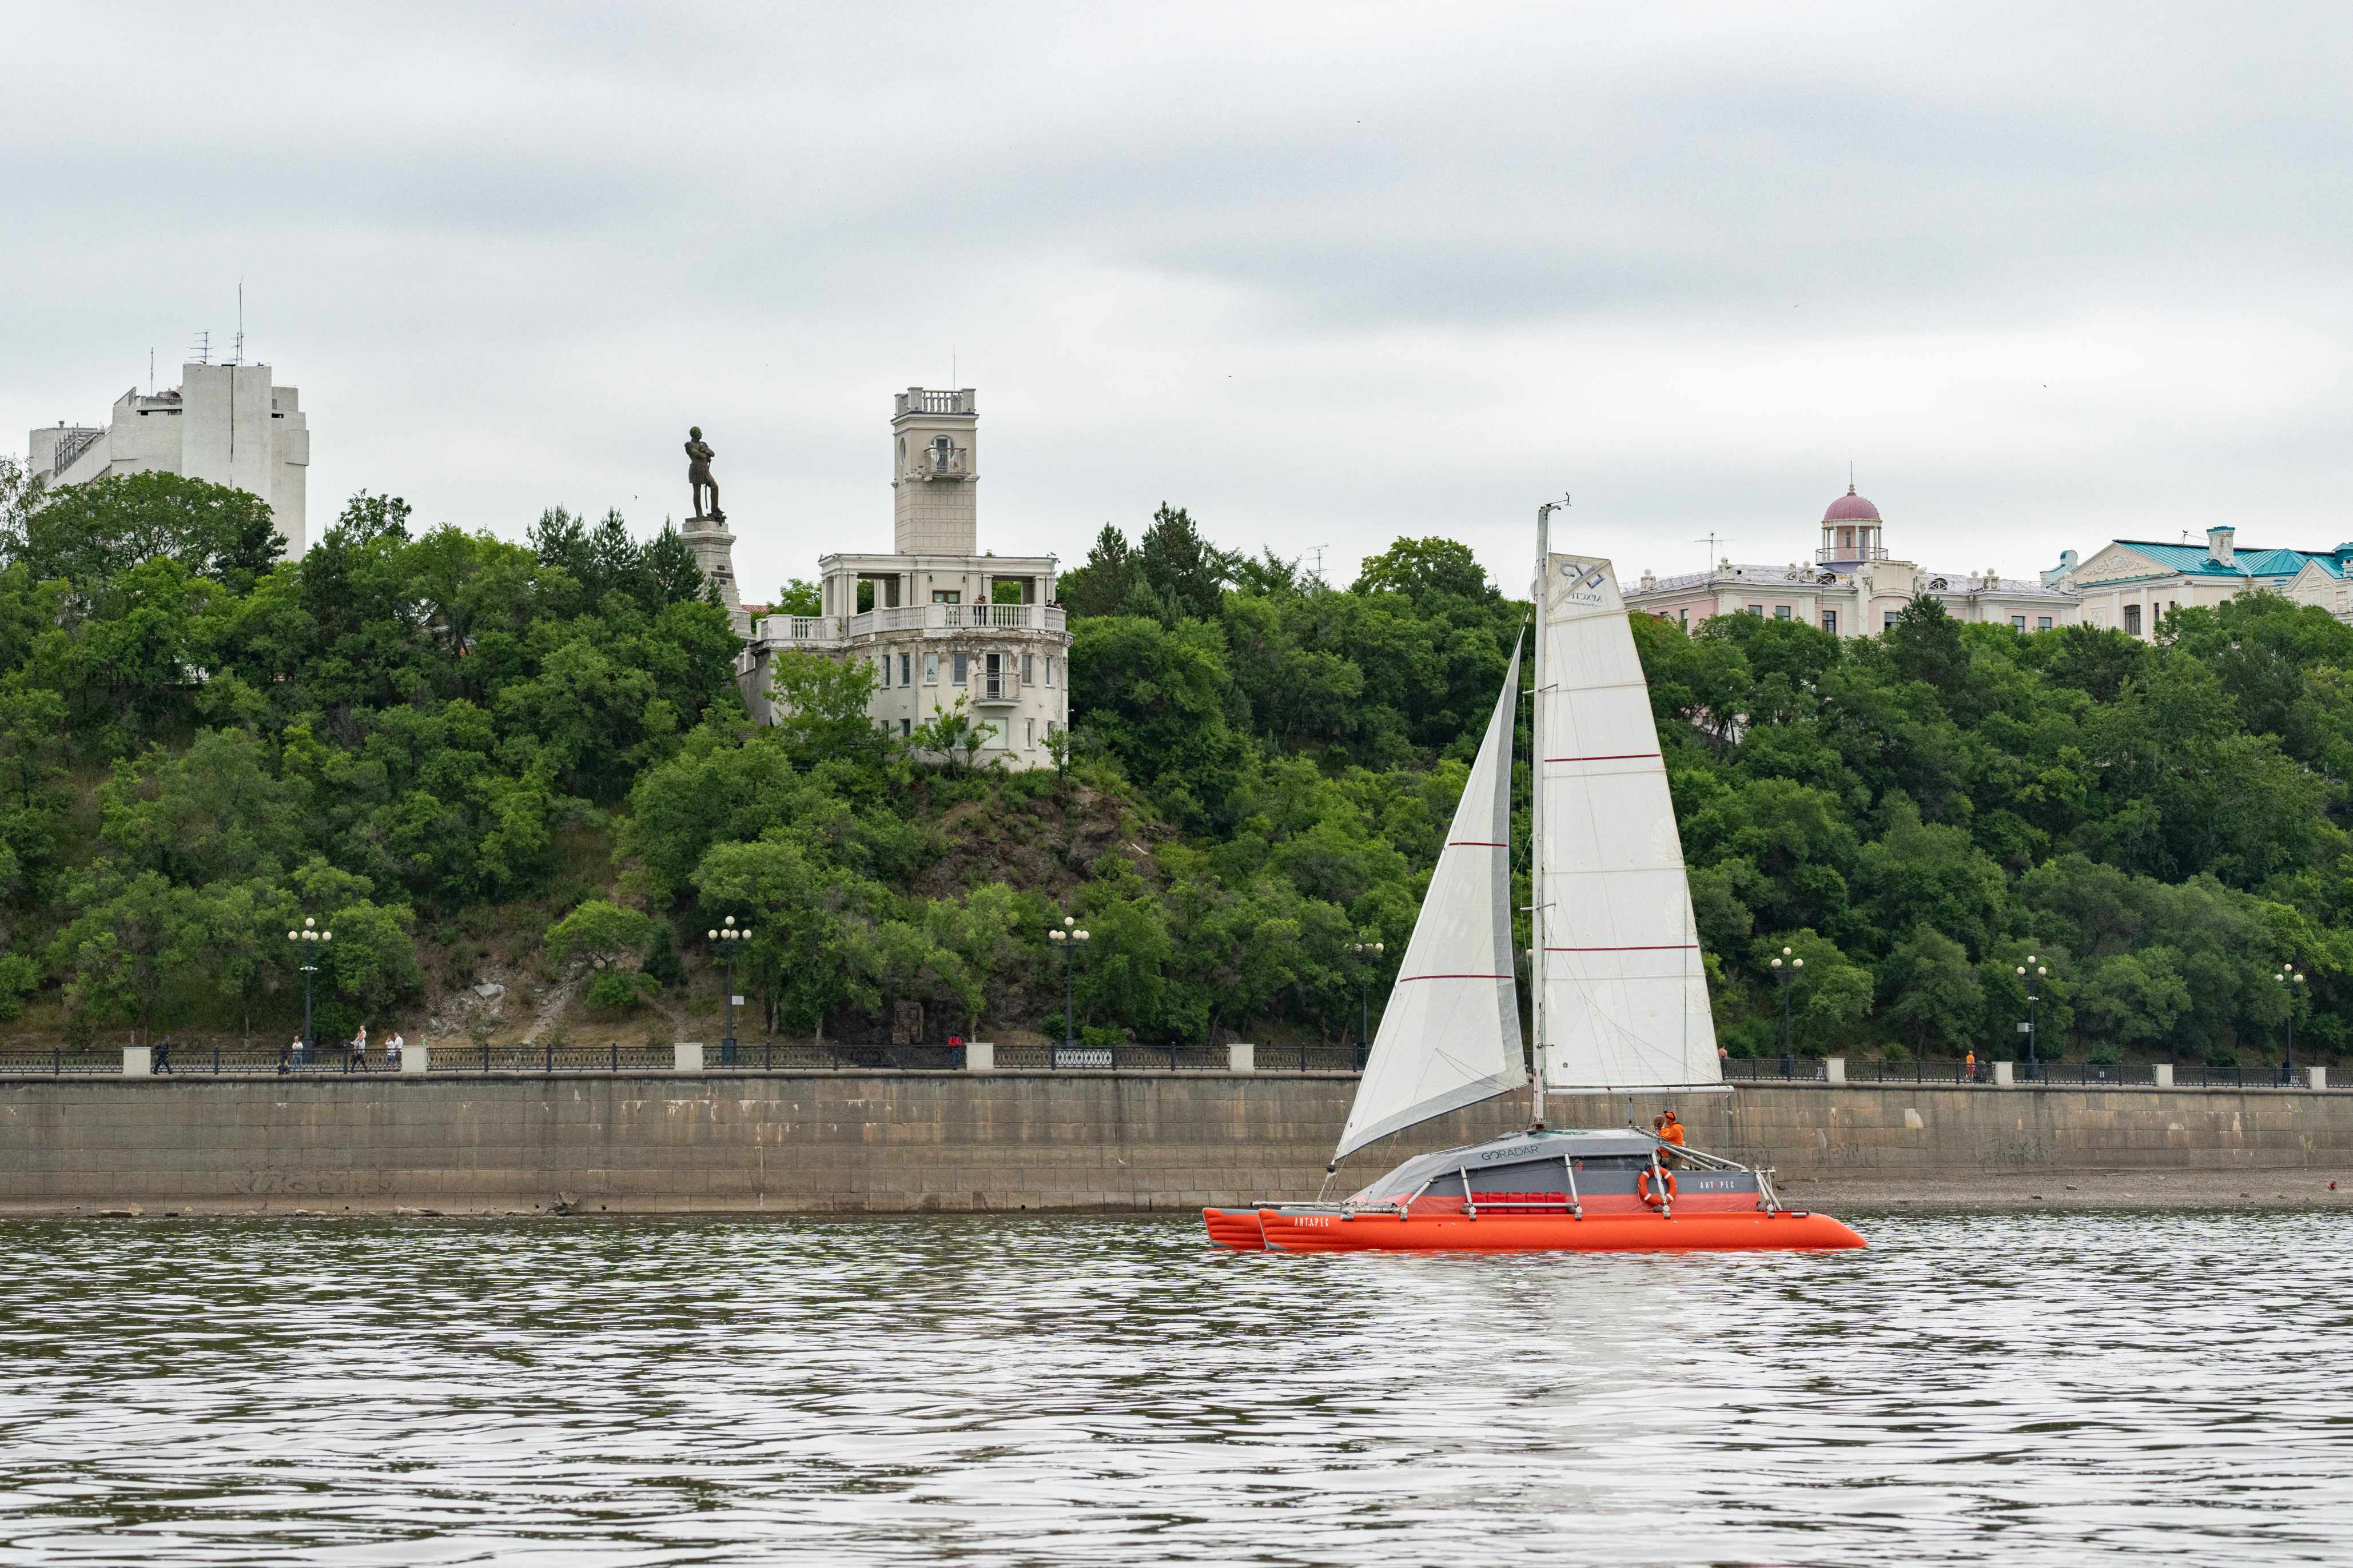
[1530,496,1565,1128]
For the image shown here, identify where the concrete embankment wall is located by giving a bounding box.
[1,1074,2348,1212]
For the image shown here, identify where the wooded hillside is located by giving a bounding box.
[0,461,2342,1066]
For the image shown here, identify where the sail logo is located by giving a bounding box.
[1559,561,1611,604]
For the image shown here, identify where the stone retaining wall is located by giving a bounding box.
[1,1074,2347,1212]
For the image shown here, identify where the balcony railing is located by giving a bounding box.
[781,603,1068,645]
[893,388,975,417]
[1817,544,1889,564]
[977,669,1021,703]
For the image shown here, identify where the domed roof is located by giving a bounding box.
[1823,484,1880,524]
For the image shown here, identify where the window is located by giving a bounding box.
[2010,615,2026,631]
[1022,652,1036,683]
[984,652,1004,697]
[2037,616,2052,631]
[898,653,911,686]
[1678,609,1689,627]
[1883,611,1899,631]
[1026,718,1036,748]
[1773,605,1791,620]
[877,656,890,689]
[931,589,961,605]
[900,718,911,737]
[952,651,968,685]
[2123,604,2141,636]
[1045,656,1057,687]
[1820,610,1837,635]
[1746,603,1765,616]
[923,653,939,685]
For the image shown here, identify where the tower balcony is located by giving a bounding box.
[1817,544,1889,565]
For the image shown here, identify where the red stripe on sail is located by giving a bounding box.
[1397,973,1515,982]
[1446,840,1508,847]
[1543,753,1660,763]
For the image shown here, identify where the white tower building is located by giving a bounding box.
[740,386,1070,769]
[27,362,311,556]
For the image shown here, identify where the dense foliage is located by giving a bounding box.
[0,458,2342,1066]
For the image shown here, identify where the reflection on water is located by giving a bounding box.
[0,1211,2348,1565]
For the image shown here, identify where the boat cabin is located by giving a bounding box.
[1347,1128,1761,1208]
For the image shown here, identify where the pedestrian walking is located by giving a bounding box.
[384,1031,404,1071]
[1964,1050,1978,1083]
[349,1024,368,1073]
[153,1034,173,1075]
[281,1035,298,1075]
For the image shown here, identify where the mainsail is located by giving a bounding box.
[1535,554,1723,1093]
[1332,632,1527,1162]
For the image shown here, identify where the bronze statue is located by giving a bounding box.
[686,426,722,521]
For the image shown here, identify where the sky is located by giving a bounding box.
[6,3,2352,600]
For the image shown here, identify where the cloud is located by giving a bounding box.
[6,2,2352,599]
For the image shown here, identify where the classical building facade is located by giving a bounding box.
[1623,485,2079,637]
[27,361,311,555]
[2052,528,2353,639]
[739,388,1070,768]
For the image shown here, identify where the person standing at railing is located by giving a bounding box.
[281,1036,298,1075]
[1964,1050,1977,1083]
[1658,1110,1686,1166]
[153,1035,173,1075]
[385,1031,404,1071]
[349,1024,368,1073]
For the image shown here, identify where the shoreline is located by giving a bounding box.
[3,1168,2350,1219]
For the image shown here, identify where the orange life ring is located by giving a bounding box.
[1638,1168,1678,1209]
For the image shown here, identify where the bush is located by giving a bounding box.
[586,968,654,1020]
[2088,1043,2123,1066]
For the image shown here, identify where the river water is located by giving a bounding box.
[1,1211,2348,1566]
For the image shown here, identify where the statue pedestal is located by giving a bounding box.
[681,513,743,624]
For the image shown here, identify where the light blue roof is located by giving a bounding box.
[2112,541,2350,580]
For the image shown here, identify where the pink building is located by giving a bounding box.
[1622,485,2078,638]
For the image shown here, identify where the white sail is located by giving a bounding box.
[1535,554,1723,1093]
[1334,633,1527,1161]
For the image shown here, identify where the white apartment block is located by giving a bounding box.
[27,362,311,556]
[1623,484,2078,638]
[739,388,1070,768]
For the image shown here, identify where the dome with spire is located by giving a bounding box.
[1823,485,1881,524]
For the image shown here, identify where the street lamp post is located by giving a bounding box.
[285,917,332,1064]
[1770,947,1802,1078]
[2276,965,2306,1084]
[1048,916,1090,1061]
[1349,940,1385,1052]
[2014,956,2047,1081]
[707,916,752,1066]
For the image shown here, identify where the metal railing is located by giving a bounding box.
[0,1048,117,1075]
[428,1043,676,1074]
[1721,1058,1830,1082]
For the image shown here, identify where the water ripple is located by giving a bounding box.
[0,1212,2348,1565]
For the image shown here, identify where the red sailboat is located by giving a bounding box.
[1208,510,1862,1254]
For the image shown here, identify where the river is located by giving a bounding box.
[1,1211,2347,1565]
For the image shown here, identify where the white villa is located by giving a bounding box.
[27,361,312,556]
[738,388,1070,768]
[1623,485,2079,637]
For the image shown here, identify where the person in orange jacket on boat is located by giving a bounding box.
[1657,1110,1687,1166]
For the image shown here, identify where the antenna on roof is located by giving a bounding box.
[148,348,154,394]
[232,280,245,366]
[1695,530,1723,577]
[189,330,212,365]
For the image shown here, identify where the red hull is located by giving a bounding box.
[1207,1206,1865,1253]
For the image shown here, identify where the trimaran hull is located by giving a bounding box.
[1206,1206,1865,1253]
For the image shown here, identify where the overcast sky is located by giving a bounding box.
[7,3,2351,598]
